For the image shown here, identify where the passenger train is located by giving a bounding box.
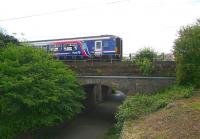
[28,35,123,60]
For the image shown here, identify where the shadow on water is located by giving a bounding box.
[16,91,125,139]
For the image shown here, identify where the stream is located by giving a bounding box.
[16,92,125,139]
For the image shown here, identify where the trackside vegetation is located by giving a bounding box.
[115,85,194,134]
[174,19,200,87]
[0,32,19,48]
[0,45,85,139]
[134,47,157,76]
[112,19,200,138]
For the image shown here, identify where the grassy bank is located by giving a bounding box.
[114,85,194,138]
[121,90,200,139]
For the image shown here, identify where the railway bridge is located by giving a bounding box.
[78,76,175,106]
[64,61,176,106]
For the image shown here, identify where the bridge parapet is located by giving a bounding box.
[79,76,175,95]
[65,61,175,76]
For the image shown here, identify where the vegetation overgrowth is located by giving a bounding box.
[0,45,85,138]
[121,91,200,139]
[0,32,19,48]
[112,19,200,139]
[134,47,157,76]
[115,85,194,133]
[174,19,200,87]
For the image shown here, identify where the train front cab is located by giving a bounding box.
[93,37,122,60]
[115,37,123,60]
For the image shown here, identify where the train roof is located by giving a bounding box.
[27,35,121,43]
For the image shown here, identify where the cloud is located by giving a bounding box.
[0,0,199,54]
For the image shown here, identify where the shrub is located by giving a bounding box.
[134,48,157,76]
[174,19,200,87]
[134,47,157,62]
[0,45,85,138]
[136,58,154,76]
[0,31,19,48]
[115,85,194,131]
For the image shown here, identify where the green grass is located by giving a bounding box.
[115,85,194,132]
[191,103,200,111]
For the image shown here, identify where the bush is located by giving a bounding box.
[0,45,85,138]
[115,85,194,131]
[136,58,154,76]
[174,19,200,87]
[134,47,157,75]
[135,47,157,62]
[0,32,19,48]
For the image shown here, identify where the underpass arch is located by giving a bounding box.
[82,83,119,108]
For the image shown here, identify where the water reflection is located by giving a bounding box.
[16,91,125,139]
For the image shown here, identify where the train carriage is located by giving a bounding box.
[28,35,123,60]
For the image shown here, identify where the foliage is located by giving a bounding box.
[104,127,119,139]
[115,85,194,132]
[174,19,200,87]
[0,31,19,48]
[135,58,154,76]
[191,102,200,111]
[134,47,157,62]
[134,47,157,76]
[0,45,85,138]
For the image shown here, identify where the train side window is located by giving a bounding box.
[96,41,102,49]
[49,45,62,52]
[73,45,77,50]
[103,41,109,48]
[63,44,77,51]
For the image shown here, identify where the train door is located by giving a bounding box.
[94,41,102,56]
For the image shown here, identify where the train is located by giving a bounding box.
[28,35,123,60]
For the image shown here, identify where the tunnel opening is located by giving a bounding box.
[82,84,126,110]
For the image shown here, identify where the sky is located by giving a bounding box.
[0,0,200,55]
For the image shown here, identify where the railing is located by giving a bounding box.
[122,53,175,62]
[57,53,175,64]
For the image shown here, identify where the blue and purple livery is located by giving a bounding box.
[28,35,123,60]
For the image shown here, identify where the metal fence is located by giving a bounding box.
[58,53,174,64]
[123,53,175,62]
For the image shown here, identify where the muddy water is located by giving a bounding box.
[17,93,124,139]
[51,101,119,139]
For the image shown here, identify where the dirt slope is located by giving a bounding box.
[121,92,200,139]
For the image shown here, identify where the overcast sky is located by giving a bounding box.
[0,0,200,54]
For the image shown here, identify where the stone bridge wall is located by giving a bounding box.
[65,61,175,76]
[79,76,175,95]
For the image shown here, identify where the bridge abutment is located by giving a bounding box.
[83,84,112,108]
[93,84,103,104]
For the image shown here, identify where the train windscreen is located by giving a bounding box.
[116,37,122,59]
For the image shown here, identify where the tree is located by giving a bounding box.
[0,45,85,138]
[135,47,157,62]
[134,47,157,76]
[0,30,19,48]
[174,19,200,87]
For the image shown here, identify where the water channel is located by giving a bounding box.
[17,92,125,139]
